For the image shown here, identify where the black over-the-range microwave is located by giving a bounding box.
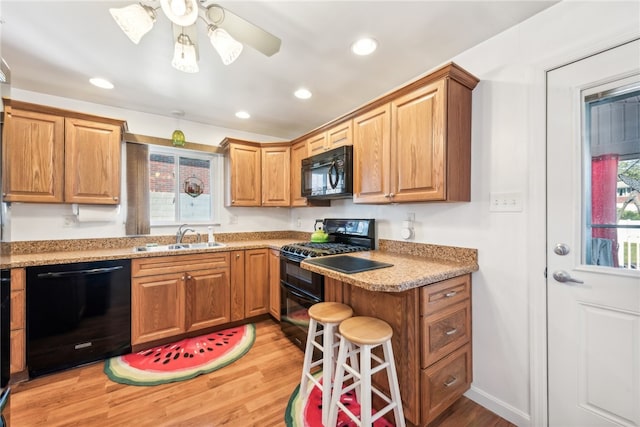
[301,145,353,200]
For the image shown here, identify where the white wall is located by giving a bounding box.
[4,1,639,425]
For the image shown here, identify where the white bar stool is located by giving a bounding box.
[328,316,405,427]
[300,302,354,426]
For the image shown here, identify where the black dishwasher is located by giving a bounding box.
[26,259,131,377]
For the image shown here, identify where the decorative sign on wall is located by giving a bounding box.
[184,176,203,198]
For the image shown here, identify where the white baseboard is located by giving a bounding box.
[465,386,531,427]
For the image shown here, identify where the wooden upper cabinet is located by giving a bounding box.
[1,100,125,205]
[261,144,290,206]
[2,108,65,203]
[354,64,477,204]
[290,140,308,207]
[306,120,353,156]
[222,138,291,207]
[225,140,262,206]
[65,118,122,204]
[353,104,391,204]
[391,80,446,202]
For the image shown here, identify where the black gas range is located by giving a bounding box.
[279,218,375,350]
[280,218,376,262]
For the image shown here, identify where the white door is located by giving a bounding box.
[547,39,640,427]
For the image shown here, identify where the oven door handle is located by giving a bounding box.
[281,282,320,302]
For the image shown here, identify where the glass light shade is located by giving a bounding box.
[172,34,199,73]
[172,130,186,147]
[160,0,198,26]
[109,4,156,44]
[208,27,243,65]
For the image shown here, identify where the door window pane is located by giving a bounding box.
[585,84,640,269]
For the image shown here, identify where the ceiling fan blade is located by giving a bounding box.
[206,4,281,57]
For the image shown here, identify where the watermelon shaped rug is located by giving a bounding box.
[285,371,394,427]
[104,324,255,386]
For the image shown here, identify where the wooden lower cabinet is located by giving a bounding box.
[230,248,270,320]
[324,274,472,426]
[10,268,26,374]
[131,253,231,346]
[268,249,281,320]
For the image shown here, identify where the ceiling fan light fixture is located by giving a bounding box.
[109,4,156,44]
[160,0,198,27]
[172,34,199,73]
[208,26,243,65]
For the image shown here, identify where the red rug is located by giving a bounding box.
[104,324,255,386]
[285,371,394,426]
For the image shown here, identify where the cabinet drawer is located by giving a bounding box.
[421,343,472,423]
[420,275,470,315]
[132,252,230,277]
[421,300,470,368]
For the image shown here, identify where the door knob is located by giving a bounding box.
[552,270,584,284]
[554,243,570,255]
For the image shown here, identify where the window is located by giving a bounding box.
[584,83,640,269]
[148,146,218,225]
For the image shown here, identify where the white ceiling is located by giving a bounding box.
[0,1,558,140]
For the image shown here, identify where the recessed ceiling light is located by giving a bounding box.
[351,37,378,56]
[89,77,114,89]
[294,88,312,100]
[235,111,250,119]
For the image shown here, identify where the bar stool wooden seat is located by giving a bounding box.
[300,302,354,426]
[328,316,405,427]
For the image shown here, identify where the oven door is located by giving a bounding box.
[280,282,320,351]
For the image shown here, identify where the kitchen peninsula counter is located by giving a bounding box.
[301,250,478,292]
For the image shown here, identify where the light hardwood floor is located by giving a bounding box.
[8,320,515,427]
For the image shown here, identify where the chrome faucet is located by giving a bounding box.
[176,224,195,244]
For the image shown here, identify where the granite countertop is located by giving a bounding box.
[1,234,478,292]
[1,239,301,268]
[301,251,478,292]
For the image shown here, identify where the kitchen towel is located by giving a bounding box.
[73,204,120,222]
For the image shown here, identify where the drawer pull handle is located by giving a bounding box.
[445,328,458,336]
[443,376,458,387]
[444,291,457,298]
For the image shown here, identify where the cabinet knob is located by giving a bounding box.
[236,254,240,259]
[186,275,192,280]
[113,196,119,201]
[181,275,186,281]
[443,376,458,387]
[444,291,457,298]
[389,193,395,198]
[384,193,390,198]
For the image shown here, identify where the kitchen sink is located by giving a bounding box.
[133,242,226,252]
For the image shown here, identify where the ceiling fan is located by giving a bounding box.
[110,0,282,73]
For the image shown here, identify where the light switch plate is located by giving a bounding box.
[489,192,523,212]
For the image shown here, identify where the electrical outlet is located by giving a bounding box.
[63,216,76,227]
[296,217,302,228]
[489,192,523,212]
[229,215,238,224]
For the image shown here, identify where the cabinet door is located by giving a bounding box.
[353,104,391,204]
[230,250,246,321]
[132,273,185,345]
[326,120,353,150]
[391,80,446,202]
[64,118,121,204]
[1,109,64,203]
[261,145,291,206]
[306,133,327,156]
[185,266,231,332]
[229,143,261,206]
[268,249,281,320]
[290,140,308,207]
[244,248,269,317]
